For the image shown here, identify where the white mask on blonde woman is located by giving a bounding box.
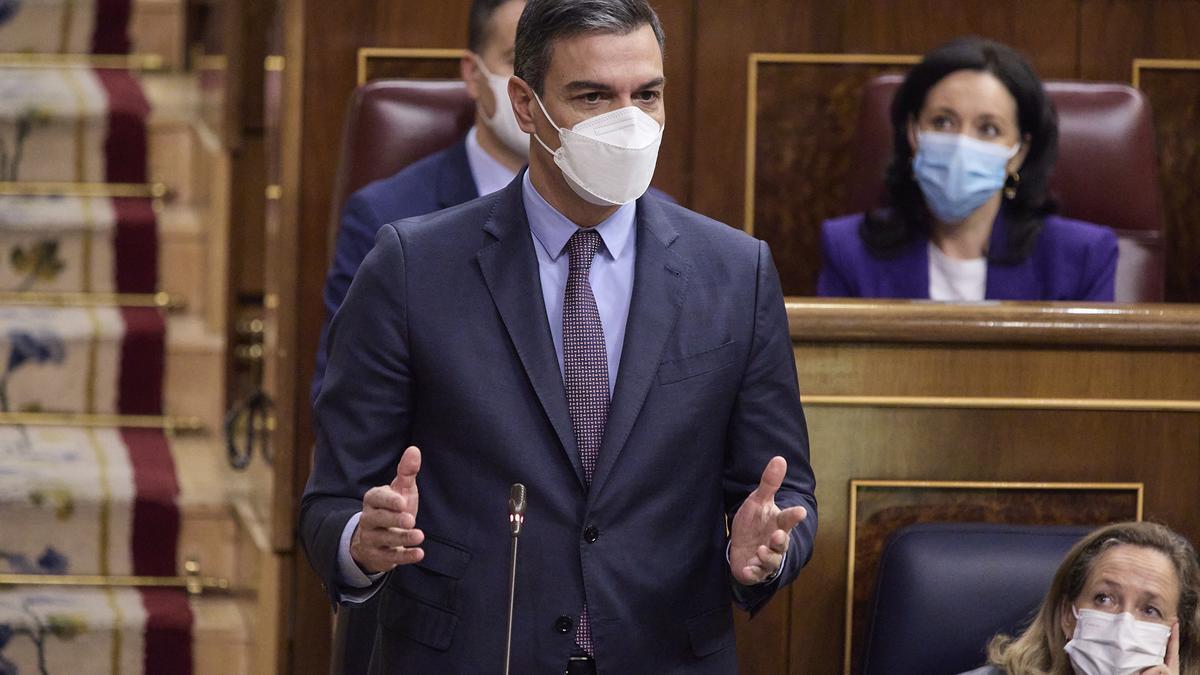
[1063,607,1171,675]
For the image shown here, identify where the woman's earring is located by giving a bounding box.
[1004,171,1020,200]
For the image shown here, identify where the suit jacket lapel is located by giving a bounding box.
[588,197,688,500]
[881,238,929,299]
[984,211,1039,299]
[436,138,480,210]
[476,176,583,487]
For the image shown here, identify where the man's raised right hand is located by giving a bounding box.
[350,446,424,574]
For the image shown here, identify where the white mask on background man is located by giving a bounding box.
[532,93,663,206]
[472,55,529,159]
[1063,607,1172,675]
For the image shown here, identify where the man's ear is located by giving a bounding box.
[461,54,483,102]
[509,76,538,134]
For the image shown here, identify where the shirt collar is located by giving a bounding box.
[465,126,520,196]
[521,171,636,262]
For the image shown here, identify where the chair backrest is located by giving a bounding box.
[861,522,1091,675]
[328,79,475,248]
[844,74,1166,302]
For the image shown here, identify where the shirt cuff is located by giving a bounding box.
[726,540,785,584]
[337,512,385,600]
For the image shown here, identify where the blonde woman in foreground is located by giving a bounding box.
[961,521,1200,675]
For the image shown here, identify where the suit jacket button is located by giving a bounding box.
[555,615,574,633]
[584,526,599,543]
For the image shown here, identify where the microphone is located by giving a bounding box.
[508,483,527,536]
[504,483,526,675]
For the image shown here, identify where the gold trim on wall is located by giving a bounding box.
[0,412,204,434]
[0,53,166,70]
[843,480,1143,674]
[1131,58,1200,89]
[743,53,920,235]
[356,47,465,86]
[0,291,183,310]
[0,560,231,595]
[0,572,228,593]
[0,181,169,199]
[801,395,1200,413]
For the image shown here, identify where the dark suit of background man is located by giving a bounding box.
[311,5,528,669]
[312,0,531,402]
[300,0,818,672]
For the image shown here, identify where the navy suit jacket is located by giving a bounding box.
[816,212,1118,301]
[314,137,677,401]
[300,175,817,673]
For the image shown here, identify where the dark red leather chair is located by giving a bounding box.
[326,79,474,675]
[328,79,476,248]
[844,75,1165,302]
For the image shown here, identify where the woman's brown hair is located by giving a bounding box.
[988,521,1200,675]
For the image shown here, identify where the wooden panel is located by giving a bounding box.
[846,482,1140,674]
[1135,65,1200,303]
[798,345,1200,400]
[1078,1,1200,301]
[785,299,1200,348]
[359,49,463,84]
[750,58,916,295]
[1078,0,1200,81]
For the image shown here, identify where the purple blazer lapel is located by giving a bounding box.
[984,212,1040,299]
[879,239,930,299]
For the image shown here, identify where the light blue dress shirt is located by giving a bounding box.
[464,126,520,197]
[521,171,637,392]
[336,172,638,596]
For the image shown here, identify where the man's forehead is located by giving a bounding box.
[545,26,663,89]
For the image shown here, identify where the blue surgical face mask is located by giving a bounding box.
[912,131,1021,223]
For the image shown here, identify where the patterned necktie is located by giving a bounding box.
[563,228,609,656]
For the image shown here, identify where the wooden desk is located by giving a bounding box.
[735,299,1200,674]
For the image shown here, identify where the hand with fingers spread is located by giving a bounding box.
[351,446,425,575]
[729,455,808,585]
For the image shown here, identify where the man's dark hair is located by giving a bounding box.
[468,0,515,54]
[862,36,1059,263]
[514,0,665,95]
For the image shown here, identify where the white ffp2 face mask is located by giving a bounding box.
[1064,607,1172,675]
[472,55,529,159]
[532,93,663,206]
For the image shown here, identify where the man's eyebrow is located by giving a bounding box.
[564,80,614,93]
[562,77,666,94]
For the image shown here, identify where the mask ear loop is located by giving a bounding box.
[530,93,563,157]
[1003,141,1023,199]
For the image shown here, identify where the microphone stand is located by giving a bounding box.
[504,484,526,675]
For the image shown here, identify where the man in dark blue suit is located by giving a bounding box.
[301,1,817,672]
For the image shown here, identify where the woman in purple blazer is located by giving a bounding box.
[818,38,1117,302]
